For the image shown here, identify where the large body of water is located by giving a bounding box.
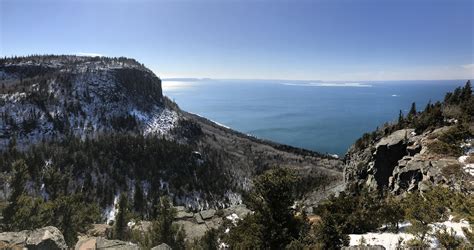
[163,79,467,156]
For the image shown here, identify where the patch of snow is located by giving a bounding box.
[127,220,136,229]
[349,219,471,249]
[226,213,240,226]
[105,194,120,224]
[144,108,178,135]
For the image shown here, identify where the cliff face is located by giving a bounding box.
[0,56,173,148]
[344,80,474,195]
[344,126,473,195]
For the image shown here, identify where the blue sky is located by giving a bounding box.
[1,0,473,80]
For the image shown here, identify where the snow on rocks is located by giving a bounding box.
[104,194,120,224]
[459,139,474,176]
[348,218,471,249]
[0,57,177,150]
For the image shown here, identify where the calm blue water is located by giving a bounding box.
[163,79,468,156]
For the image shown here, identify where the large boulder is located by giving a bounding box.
[86,224,112,237]
[175,211,194,220]
[0,226,68,249]
[199,209,216,220]
[151,243,172,250]
[76,237,139,250]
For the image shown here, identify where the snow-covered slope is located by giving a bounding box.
[0,55,177,148]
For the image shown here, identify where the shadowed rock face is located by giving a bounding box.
[372,129,412,189]
[373,140,408,188]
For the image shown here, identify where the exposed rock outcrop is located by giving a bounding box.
[75,237,139,250]
[345,127,473,195]
[151,243,172,250]
[0,226,68,249]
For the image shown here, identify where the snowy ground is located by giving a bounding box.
[349,218,471,249]
[458,139,474,176]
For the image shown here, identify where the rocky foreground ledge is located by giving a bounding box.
[0,226,67,249]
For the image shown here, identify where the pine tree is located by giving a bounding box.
[114,193,129,240]
[133,181,145,217]
[3,160,43,231]
[461,80,472,101]
[315,214,349,250]
[398,110,404,127]
[151,196,178,246]
[228,168,302,249]
[7,160,29,202]
[408,102,417,118]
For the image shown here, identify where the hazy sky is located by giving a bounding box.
[1,0,473,81]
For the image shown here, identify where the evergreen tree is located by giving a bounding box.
[398,110,404,124]
[461,80,472,101]
[315,214,349,250]
[228,168,303,249]
[114,193,129,240]
[403,191,443,243]
[133,181,145,217]
[408,102,417,119]
[196,228,219,250]
[3,160,30,229]
[151,196,182,248]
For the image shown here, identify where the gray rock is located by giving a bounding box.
[233,205,250,218]
[175,211,194,219]
[175,206,186,212]
[0,231,28,247]
[205,217,223,229]
[0,226,68,250]
[375,129,414,148]
[200,209,216,220]
[131,220,152,232]
[342,246,386,250]
[194,213,205,224]
[95,237,139,249]
[174,220,208,240]
[152,243,172,250]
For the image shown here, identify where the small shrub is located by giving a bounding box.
[434,226,463,249]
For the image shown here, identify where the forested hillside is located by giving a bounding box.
[0,55,344,248]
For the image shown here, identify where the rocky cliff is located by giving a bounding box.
[344,82,473,195]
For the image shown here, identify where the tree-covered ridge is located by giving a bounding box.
[0,55,148,71]
[0,54,169,149]
[1,134,234,214]
[353,80,473,153]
